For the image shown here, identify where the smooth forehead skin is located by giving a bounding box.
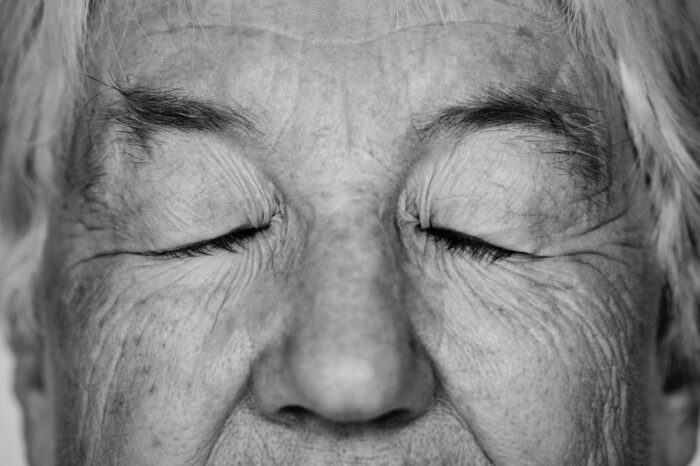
[39,0,664,465]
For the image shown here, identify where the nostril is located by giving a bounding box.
[370,408,414,429]
[276,405,314,424]
[274,405,415,429]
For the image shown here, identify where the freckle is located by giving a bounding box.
[151,437,162,449]
[515,25,534,39]
[148,384,157,394]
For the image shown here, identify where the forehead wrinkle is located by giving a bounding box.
[391,0,552,24]
[100,0,559,46]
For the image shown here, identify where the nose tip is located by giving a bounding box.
[285,343,434,424]
[255,334,435,426]
[297,355,393,422]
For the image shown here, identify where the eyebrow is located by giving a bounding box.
[103,84,261,145]
[418,85,609,188]
[98,83,608,190]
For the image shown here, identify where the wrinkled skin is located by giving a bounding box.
[23,0,698,464]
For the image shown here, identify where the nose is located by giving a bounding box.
[252,215,435,425]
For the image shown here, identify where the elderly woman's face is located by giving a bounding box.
[32,0,679,464]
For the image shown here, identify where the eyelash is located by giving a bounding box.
[425,227,516,263]
[146,224,514,263]
[146,226,263,259]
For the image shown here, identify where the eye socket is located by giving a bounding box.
[144,226,266,259]
[424,226,522,263]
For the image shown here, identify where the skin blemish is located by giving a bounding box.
[515,25,534,39]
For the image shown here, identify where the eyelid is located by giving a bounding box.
[143,226,262,259]
[424,226,528,263]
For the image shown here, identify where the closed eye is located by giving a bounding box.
[425,226,523,263]
[143,226,265,259]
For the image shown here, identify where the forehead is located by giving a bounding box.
[94,0,584,112]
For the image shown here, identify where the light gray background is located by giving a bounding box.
[1,343,24,465]
[1,343,699,465]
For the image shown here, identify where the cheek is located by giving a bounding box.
[419,254,659,464]
[41,248,275,463]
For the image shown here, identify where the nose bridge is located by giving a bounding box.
[293,204,406,349]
